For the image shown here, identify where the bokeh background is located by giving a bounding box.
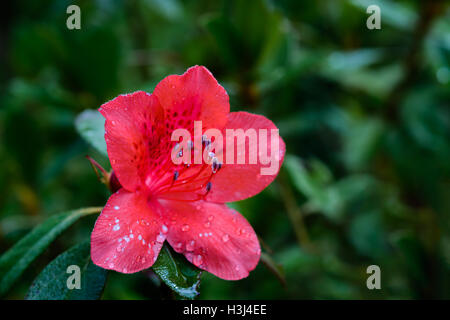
[1,0,449,299]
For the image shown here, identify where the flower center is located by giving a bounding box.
[145,135,223,201]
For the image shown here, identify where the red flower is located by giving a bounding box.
[91,66,285,280]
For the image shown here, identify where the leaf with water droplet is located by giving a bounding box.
[152,243,201,299]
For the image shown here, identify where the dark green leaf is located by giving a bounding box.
[26,241,108,300]
[152,244,201,299]
[0,207,102,297]
[75,110,107,156]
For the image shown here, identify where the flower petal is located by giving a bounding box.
[99,91,166,192]
[206,111,286,202]
[91,189,166,273]
[153,65,230,130]
[161,199,261,280]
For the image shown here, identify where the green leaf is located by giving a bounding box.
[0,207,102,297]
[26,241,108,300]
[75,109,107,156]
[152,244,201,299]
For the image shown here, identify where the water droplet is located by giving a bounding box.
[193,254,203,266]
[161,224,168,233]
[208,215,214,221]
[108,262,115,268]
[186,240,195,251]
[113,225,120,231]
[204,222,211,228]
[222,234,229,242]
[181,224,190,232]
[156,234,165,243]
[138,235,142,240]
[175,242,183,250]
[114,206,120,210]
[142,257,146,264]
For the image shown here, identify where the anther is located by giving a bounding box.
[211,157,222,173]
[177,150,183,158]
[202,135,211,148]
[205,182,212,193]
[173,170,179,181]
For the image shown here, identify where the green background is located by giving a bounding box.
[0,0,449,299]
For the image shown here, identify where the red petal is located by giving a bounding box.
[206,111,286,202]
[161,199,261,280]
[153,65,229,131]
[99,91,166,192]
[91,189,166,273]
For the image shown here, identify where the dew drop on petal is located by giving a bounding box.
[208,215,214,221]
[156,234,165,243]
[175,242,183,250]
[222,234,229,243]
[193,254,203,267]
[113,225,120,231]
[181,224,190,232]
[204,222,211,228]
[186,240,195,251]
[114,206,120,210]
[161,224,168,233]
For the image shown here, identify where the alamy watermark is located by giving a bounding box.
[366,265,381,290]
[366,5,381,30]
[66,265,81,290]
[66,5,81,30]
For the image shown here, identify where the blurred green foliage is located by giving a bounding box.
[0,0,449,299]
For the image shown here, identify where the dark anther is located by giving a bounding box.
[211,157,222,173]
[177,150,183,157]
[202,135,211,148]
[205,182,212,193]
[173,170,179,181]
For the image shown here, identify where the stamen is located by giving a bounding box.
[211,157,222,173]
[173,170,179,181]
[205,182,212,193]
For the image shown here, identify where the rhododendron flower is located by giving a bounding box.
[91,66,285,280]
